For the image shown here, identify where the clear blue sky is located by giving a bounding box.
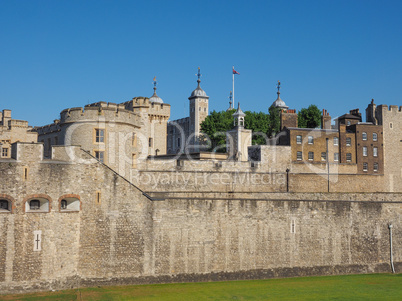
[1,0,401,126]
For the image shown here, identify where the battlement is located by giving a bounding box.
[57,102,140,126]
[378,104,402,113]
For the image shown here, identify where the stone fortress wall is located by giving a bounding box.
[0,143,401,294]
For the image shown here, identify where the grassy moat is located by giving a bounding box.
[1,273,401,300]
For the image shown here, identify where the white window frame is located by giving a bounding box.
[308,152,314,161]
[296,135,302,144]
[297,151,302,161]
[363,162,368,171]
[346,153,352,162]
[373,133,378,141]
[308,136,314,144]
[363,146,368,157]
[373,147,378,157]
[333,137,339,146]
[334,153,339,162]
[346,137,351,146]
[362,132,367,141]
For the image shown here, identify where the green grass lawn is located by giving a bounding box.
[1,273,401,301]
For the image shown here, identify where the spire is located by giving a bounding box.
[232,102,245,127]
[196,67,202,87]
[149,76,164,103]
[277,80,281,97]
[152,76,157,96]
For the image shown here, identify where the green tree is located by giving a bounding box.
[200,110,271,151]
[268,105,281,137]
[298,104,321,128]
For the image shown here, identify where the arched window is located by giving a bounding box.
[30,200,40,210]
[0,199,10,211]
[25,196,51,213]
[59,195,80,212]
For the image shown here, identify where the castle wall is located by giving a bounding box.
[0,144,401,294]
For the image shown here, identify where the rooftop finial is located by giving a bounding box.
[153,76,157,94]
[196,67,201,87]
[277,80,281,96]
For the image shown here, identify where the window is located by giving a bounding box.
[321,152,327,161]
[291,220,296,234]
[296,135,302,144]
[363,162,368,171]
[54,136,58,145]
[25,196,50,213]
[363,146,368,156]
[346,137,351,146]
[334,153,339,162]
[29,200,40,210]
[132,153,137,168]
[95,129,105,143]
[132,133,137,146]
[373,133,378,141]
[199,107,201,111]
[362,132,367,140]
[308,152,314,161]
[308,136,314,144]
[0,199,10,211]
[347,121,351,126]
[95,151,104,163]
[374,162,378,172]
[59,196,80,211]
[390,122,393,129]
[297,151,302,160]
[149,138,153,147]
[177,137,181,147]
[346,153,352,162]
[2,148,8,157]
[373,147,378,157]
[204,108,207,112]
[61,199,67,210]
[333,137,339,146]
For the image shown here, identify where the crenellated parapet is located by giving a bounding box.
[58,102,140,127]
[377,104,402,113]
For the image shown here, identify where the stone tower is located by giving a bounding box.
[188,67,209,150]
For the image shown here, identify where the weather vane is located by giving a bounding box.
[277,80,281,93]
[153,76,157,88]
[196,67,202,81]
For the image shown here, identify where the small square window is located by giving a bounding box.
[296,135,302,144]
[346,137,351,146]
[1,148,8,157]
[334,153,339,162]
[363,146,368,156]
[363,162,368,171]
[362,132,367,141]
[346,153,352,162]
[333,137,339,146]
[95,151,104,163]
[308,136,314,144]
[308,152,314,161]
[373,133,378,141]
[321,152,327,161]
[297,151,302,160]
[373,162,378,172]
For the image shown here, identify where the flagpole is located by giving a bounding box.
[232,66,235,109]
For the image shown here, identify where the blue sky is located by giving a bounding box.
[1,0,401,126]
